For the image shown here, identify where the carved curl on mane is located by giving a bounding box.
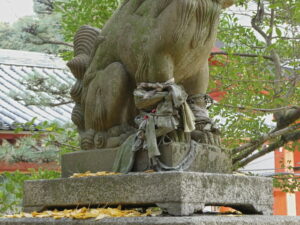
[173,0,198,43]
[173,0,222,48]
[192,0,221,48]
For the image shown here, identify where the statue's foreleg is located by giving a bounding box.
[181,64,221,146]
[181,63,210,123]
[81,62,136,149]
[137,53,174,83]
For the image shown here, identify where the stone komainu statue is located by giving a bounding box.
[68,0,234,151]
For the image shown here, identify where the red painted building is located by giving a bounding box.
[273,145,300,215]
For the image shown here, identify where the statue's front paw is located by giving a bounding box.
[81,129,96,150]
[191,123,221,146]
[94,131,107,149]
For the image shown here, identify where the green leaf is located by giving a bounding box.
[276,28,282,37]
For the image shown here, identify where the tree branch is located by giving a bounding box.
[215,103,299,113]
[13,95,73,107]
[23,100,73,107]
[232,123,300,156]
[30,145,42,152]
[270,49,284,96]
[274,107,300,130]
[48,101,73,107]
[233,130,300,169]
[268,7,275,41]
[251,1,268,42]
[210,51,273,61]
[36,0,54,14]
[51,140,80,150]
[32,35,73,48]
[210,77,286,83]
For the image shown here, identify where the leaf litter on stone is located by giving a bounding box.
[70,171,122,178]
[2,206,162,220]
[69,170,157,178]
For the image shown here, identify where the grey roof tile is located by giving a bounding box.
[0,49,74,130]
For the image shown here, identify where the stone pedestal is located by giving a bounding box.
[1,215,300,225]
[61,143,232,178]
[61,148,118,178]
[23,172,272,216]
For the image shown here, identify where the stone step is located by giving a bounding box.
[1,216,300,225]
[23,172,273,216]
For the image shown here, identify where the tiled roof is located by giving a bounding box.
[0,49,74,130]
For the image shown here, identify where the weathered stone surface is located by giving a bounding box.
[1,216,300,225]
[24,172,272,216]
[162,143,231,172]
[62,144,231,178]
[61,148,118,178]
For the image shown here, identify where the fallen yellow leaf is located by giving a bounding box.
[70,171,122,178]
[144,170,156,173]
[95,214,109,220]
[219,206,243,215]
[2,206,161,220]
[145,207,163,217]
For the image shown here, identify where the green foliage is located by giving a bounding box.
[33,0,55,15]
[271,158,300,193]
[9,70,73,107]
[55,0,119,40]
[0,138,58,163]
[0,119,79,164]
[37,121,80,155]
[0,0,68,54]
[0,16,64,54]
[0,169,60,215]
[55,0,119,59]
[207,0,300,191]
[209,0,300,150]
[0,122,77,216]
[273,175,300,193]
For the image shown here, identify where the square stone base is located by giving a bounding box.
[1,216,300,225]
[61,143,232,178]
[23,172,272,216]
